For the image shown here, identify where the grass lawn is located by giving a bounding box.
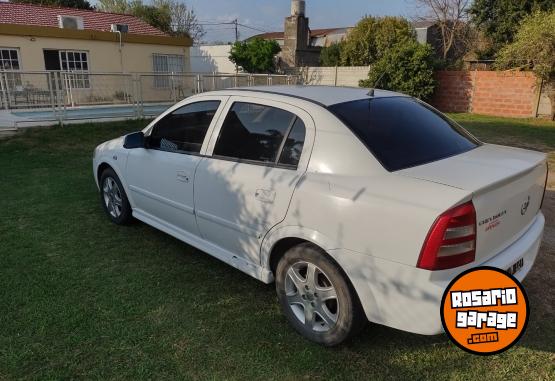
[1,114,554,380]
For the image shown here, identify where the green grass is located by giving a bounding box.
[449,113,555,168]
[1,115,554,380]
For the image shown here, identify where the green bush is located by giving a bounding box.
[360,40,436,100]
[340,16,414,66]
[319,43,343,66]
[229,38,281,73]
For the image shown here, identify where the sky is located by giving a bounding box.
[185,0,418,43]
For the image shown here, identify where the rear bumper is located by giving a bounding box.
[328,211,545,335]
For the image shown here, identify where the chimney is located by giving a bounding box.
[291,0,306,16]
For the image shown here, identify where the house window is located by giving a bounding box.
[152,54,185,88]
[0,48,22,89]
[60,50,90,88]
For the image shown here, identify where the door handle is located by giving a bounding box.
[176,170,190,183]
[255,189,275,203]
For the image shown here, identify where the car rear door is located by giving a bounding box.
[126,97,226,236]
[194,96,315,264]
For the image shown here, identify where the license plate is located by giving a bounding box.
[506,258,524,276]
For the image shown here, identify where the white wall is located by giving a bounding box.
[190,45,236,73]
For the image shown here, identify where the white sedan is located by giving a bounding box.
[93,86,547,345]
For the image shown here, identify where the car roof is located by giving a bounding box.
[228,85,408,107]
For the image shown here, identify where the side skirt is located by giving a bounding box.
[132,209,275,284]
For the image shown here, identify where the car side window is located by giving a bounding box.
[213,102,306,168]
[148,101,220,154]
[278,118,306,167]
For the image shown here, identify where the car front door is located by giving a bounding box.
[194,97,315,264]
[126,98,226,237]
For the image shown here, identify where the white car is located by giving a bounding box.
[93,86,547,345]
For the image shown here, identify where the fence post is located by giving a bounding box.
[170,72,176,102]
[196,74,202,94]
[137,74,144,118]
[0,72,7,110]
[55,72,65,126]
[47,72,56,117]
[334,66,338,86]
[1,72,14,109]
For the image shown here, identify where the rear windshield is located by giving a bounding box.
[328,97,480,171]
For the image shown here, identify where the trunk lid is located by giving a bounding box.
[398,144,547,264]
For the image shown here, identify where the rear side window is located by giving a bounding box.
[149,101,220,154]
[214,102,306,167]
[328,97,480,171]
[278,118,306,167]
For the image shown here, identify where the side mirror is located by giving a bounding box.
[123,131,145,149]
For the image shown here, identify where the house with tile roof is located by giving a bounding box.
[0,2,192,74]
[250,28,352,49]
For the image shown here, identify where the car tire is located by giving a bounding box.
[276,243,366,346]
[99,168,133,225]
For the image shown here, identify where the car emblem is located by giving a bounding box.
[521,196,530,215]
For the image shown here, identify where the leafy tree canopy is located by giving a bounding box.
[496,10,555,119]
[470,0,555,57]
[229,38,281,73]
[340,16,415,66]
[319,43,343,67]
[12,0,93,10]
[129,0,172,34]
[97,0,204,43]
[359,40,436,100]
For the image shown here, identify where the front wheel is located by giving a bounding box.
[276,243,366,346]
[99,168,133,225]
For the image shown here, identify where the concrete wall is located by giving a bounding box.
[431,70,551,118]
[190,45,236,73]
[1,34,190,73]
[288,66,370,87]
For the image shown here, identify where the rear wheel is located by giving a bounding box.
[99,168,132,225]
[276,243,366,346]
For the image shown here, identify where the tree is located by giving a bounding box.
[229,38,281,73]
[319,43,343,66]
[13,0,93,10]
[496,11,555,120]
[340,16,414,66]
[96,0,128,13]
[470,0,555,57]
[98,0,204,43]
[414,0,470,61]
[129,0,172,34]
[359,40,436,100]
[155,0,206,44]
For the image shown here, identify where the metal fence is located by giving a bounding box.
[0,71,299,125]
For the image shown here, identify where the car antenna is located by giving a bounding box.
[368,72,386,97]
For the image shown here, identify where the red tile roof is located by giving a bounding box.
[251,28,349,40]
[0,2,167,36]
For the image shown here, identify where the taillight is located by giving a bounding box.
[417,201,476,270]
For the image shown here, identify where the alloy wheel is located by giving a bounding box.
[284,261,339,332]
[102,177,123,218]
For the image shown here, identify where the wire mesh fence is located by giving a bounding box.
[0,71,299,125]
